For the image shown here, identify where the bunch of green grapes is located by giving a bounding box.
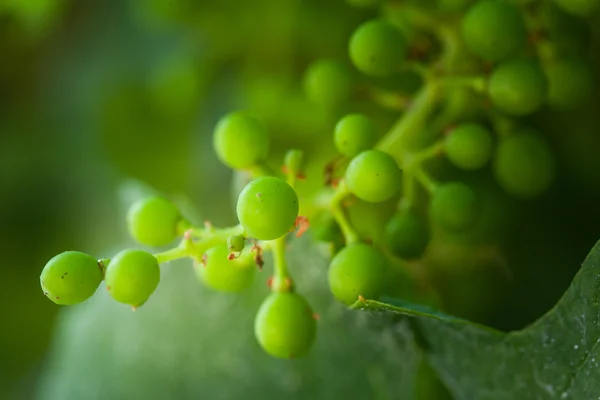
[39,0,595,358]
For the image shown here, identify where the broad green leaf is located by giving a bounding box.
[354,240,600,400]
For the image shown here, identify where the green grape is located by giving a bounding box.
[347,196,397,245]
[105,249,161,307]
[127,197,182,247]
[493,131,556,199]
[227,235,246,253]
[429,182,479,233]
[334,114,378,157]
[40,251,103,305]
[284,149,304,175]
[310,210,343,244]
[196,244,255,292]
[545,58,593,110]
[328,243,387,305]
[384,211,430,259]
[345,150,402,203]
[254,292,317,358]
[461,0,526,62]
[539,3,590,57]
[236,177,299,240]
[555,0,599,16]
[445,123,493,171]
[488,60,548,116]
[349,20,408,77]
[303,60,352,109]
[213,111,270,169]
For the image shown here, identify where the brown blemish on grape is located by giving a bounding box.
[55,296,60,300]
[256,192,262,202]
[312,313,320,321]
[266,276,273,288]
[358,295,366,303]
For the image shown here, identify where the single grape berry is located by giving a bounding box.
[345,150,402,203]
[545,58,593,110]
[555,0,599,16]
[328,243,387,305]
[429,182,479,233]
[196,244,255,292]
[40,251,103,305]
[493,131,555,199]
[384,211,430,259]
[105,249,160,307]
[213,111,269,169]
[236,176,299,240]
[127,197,182,247]
[349,20,407,77]
[303,60,352,109]
[461,0,526,62]
[310,210,343,244]
[227,235,246,253]
[334,114,378,157]
[254,292,317,359]
[445,123,493,171]
[488,60,548,116]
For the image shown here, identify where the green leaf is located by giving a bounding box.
[354,240,600,399]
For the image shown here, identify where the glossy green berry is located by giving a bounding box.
[40,251,103,305]
[349,20,407,77]
[254,292,317,358]
[236,177,299,240]
[461,0,526,62]
[213,111,269,169]
[493,131,555,199]
[488,60,548,116]
[334,114,378,157]
[197,244,255,292]
[303,59,352,109]
[127,197,182,247]
[105,249,160,307]
[310,210,343,244]
[328,243,387,305]
[345,150,401,203]
[227,235,246,253]
[445,123,493,171]
[555,0,599,16]
[545,58,593,110]
[384,211,430,259]
[429,182,479,233]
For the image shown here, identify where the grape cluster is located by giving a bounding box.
[40,0,595,359]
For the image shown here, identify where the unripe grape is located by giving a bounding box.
[197,244,255,292]
[384,211,430,259]
[334,114,378,158]
[310,210,343,244]
[488,60,548,116]
[254,292,317,358]
[461,0,526,62]
[445,123,493,171]
[236,177,299,240]
[349,20,407,77]
[345,150,402,203]
[555,0,599,16]
[105,249,160,307]
[493,131,556,199]
[429,182,479,233]
[40,251,103,305]
[328,243,387,305]
[303,60,352,109]
[227,235,246,253]
[127,197,182,247]
[213,111,270,169]
[545,58,593,110]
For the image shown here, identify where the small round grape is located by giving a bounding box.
[40,251,104,305]
[127,197,182,247]
[197,244,255,292]
[227,235,246,253]
[334,114,378,158]
[545,58,593,110]
[213,111,270,169]
[303,60,352,109]
[429,182,479,233]
[445,123,493,171]
[384,211,430,259]
[236,177,299,240]
[328,243,387,305]
[349,20,407,77]
[345,150,402,203]
[105,249,160,307]
[254,292,317,358]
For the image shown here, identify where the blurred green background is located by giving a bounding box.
[2,0,600,399]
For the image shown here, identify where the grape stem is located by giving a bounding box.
[330,181,360,245]
[269,235,293,292]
